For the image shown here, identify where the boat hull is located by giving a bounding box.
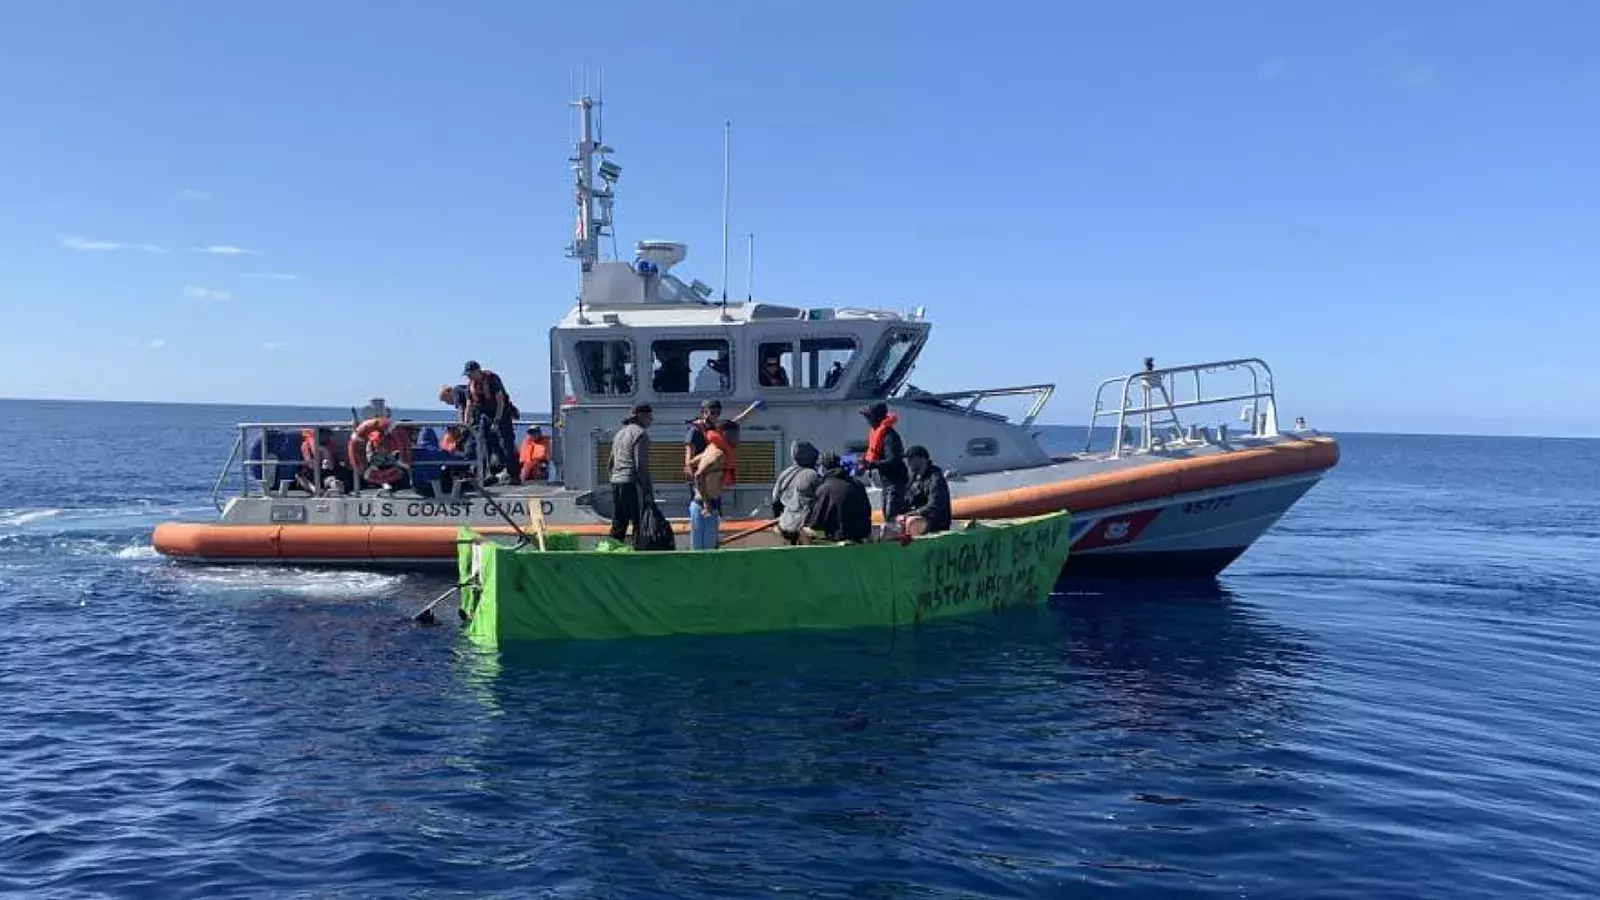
[152,436,1338,581]
[457,512,1072,645]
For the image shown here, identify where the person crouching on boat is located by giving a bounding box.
[857,401,910,520]
[518,425,550,483]
[805,452,872,543]
[771,440,822,545]
[688,420,740,550]
[899,445,952,536]
[350,417,414,492]
[608,403,654,543]
[463,360,521,485]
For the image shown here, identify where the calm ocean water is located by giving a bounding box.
[1,398,1597,898]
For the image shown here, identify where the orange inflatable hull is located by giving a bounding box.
[153,437,1338,563]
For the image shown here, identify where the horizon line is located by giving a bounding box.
[2,395,1597,442]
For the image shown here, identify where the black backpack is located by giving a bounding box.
[635,500,677,551]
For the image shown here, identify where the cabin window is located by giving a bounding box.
[799,338,856,390]
[757,342,795,389]
[859,329,924,397]
[575,339,636,396]
[756,338,856,390]
[650,338,731,396]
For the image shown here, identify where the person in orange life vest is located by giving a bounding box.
[518,425,551,482]
[296,428,351,493]
[857,401,910,518]
[687,420,740,550]
[463,360,520,485]
[349,417,414,491]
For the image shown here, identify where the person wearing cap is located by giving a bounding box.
[608,403,654,542]
[770,440,822,544]
[684,399,722,481]
[899,445,951,536]
[686,420,741,550]
[857,401,910,519]
[463,360,521,485]
[517,425,551,483]
[804,451,872,543]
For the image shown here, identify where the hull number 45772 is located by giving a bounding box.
[1181,495,1234,515]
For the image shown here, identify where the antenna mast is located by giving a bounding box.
[568,81,619,287]
[746,232,754,302]
[720,120,731,311]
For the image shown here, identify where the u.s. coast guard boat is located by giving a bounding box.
[153,93,1339,578]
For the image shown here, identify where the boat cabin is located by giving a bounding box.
[545,248,1056,516]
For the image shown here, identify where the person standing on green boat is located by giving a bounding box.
[805,452,872,543]
[608,403,654,543]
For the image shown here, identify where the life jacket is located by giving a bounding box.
[348,417,413,485]
[704,428,737,488]
[468,370,518,419]
[300,429,338,464]
[864,413,900,463]
[518,435,549,467]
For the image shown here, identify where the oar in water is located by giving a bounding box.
[717,517,780,548]
[413,583,461,625]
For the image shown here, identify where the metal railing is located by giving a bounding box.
[901,383,1056,428]
[211,416,553,510]
[1083,358,1278,458]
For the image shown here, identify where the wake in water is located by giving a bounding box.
[0,508,63,528]
[159,567,411,598]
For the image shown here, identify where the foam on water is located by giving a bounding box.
[163,567,409,598]
[0,508,63,527]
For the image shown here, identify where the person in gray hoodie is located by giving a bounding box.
[608,403,654,542]
[770,440,823,545]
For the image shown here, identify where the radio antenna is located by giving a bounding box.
[720,119,731,312]
[745,232,755,302]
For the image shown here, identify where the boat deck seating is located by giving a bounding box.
[246,427,483,500]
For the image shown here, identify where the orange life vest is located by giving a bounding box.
[704,428,737,488]
[864,413,900,463]
[518,435,549,467]
[348,418,413,485]
[300,429,338,464]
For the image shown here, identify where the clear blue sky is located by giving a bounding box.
[2,1,1597,436]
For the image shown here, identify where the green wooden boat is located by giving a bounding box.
[454,511,1071,646]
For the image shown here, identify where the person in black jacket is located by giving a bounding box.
[900,445,952,535]
[804,452,872,543]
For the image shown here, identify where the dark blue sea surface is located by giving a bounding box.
[2,398,1597,898]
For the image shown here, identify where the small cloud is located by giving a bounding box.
[260,341,288,352]
[191,244,260,256]
[174,188,213,202]
[242,272,298,281]
[182,285,232,302]
[1256,58,1288,81]
[62,235,168,253]
[148,338,167,349]
[1402,63,1436,89]
[1360,27,1409,56]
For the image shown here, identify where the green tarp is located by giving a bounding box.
[456,512,1070,646]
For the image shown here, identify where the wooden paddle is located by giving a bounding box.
[717,517,780,548]
[528,495,549,552]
